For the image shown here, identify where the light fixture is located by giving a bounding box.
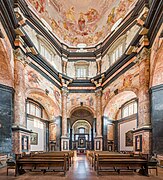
[77,43,87,49]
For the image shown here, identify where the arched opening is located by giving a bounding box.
[69,107,95,152]
[103,91,137,152]
[26,89,61,152]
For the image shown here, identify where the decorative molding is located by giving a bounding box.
[132,126,152,133]
[150,84,163,93]
[12,125,32,133]
[0,84,14,93]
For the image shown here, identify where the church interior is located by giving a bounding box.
[0,0,163,179]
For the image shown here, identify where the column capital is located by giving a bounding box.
[61,87,69,96]
[59,74,72,87]
[95,88,102,97]
[14,48,30,66]
[136,47,150,64]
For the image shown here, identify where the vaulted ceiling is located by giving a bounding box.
[27,0,137,47]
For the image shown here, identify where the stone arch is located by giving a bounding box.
[103,90,137,120]
[0,38,14,87]
[68,105,96,119]
[26,88,61,120]
[151,41,163,87]
[103,86,138,114]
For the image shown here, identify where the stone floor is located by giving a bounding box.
[0,155,163,180]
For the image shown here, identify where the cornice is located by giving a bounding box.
[0,84,15,93]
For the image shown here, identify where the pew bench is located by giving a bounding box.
[16,154,67,176]
[96,155,148,176]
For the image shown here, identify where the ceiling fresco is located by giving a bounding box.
[27,0,137,47]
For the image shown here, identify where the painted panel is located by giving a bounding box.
[119,119,136,151]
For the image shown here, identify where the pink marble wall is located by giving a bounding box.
[150,24,163,87]
[0,23,14,87]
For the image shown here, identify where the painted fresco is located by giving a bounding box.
[25,65,61,118]
[26,66,61,105]
[102,63,139,119]
[103,91,137,120]
[27,0,137,47]
[49,123,57,141]
[102,63,139,115]
[0,23,14,87]
[150,24,163,87]
[67,93,96,116]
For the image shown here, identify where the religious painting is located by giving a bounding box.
[63,141,68,150]
[22,135,29,152]
[96,141,101,150]
[30,132,38,145]
[135,135,142,151]
[78,137,85,148]
[125,130,133,146]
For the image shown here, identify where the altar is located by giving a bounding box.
[77,148,86,154]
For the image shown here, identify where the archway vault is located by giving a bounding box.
[103,90,137,120]
[26,88,61,120]
[68,105,96,119]
[69,106,95,128]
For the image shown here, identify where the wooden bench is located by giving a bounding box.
[30,151,73,169]
[96,153,148,176]
[16,154,67,176]
[93,152,138,170]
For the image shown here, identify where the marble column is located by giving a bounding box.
[14,49,26,127]
[133,48,152,154]
[61,87,69,151]
[12,48,31,154]
[94,88,103,150]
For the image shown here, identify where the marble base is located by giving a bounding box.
[61,136,69,151]
[94,136,103,151]
[133,126,152,154]
[12,125,32,154]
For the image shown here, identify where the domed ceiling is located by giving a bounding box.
[27,0,137,47]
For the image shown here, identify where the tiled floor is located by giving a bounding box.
[0,155,163,180]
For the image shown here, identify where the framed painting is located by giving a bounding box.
[22,135,29,152]
[30,132,38,145]
[63,141,68,150]
[135,135,142,151]
[125,130,133,146]
[96,141,100,150]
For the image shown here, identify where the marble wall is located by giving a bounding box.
[0,84,14,154]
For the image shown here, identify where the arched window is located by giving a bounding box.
[26,99,42,118]
[121,99,137,118]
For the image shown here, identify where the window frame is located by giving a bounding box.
[107,36,126,68]
[75,61,89,79]
[121,99,138,118]
[26,99,43,119]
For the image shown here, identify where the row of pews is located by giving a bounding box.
[86,150,150,176]
[15,151,74,176]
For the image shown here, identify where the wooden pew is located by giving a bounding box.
[95,153,148,176]
[31,151,74,169]
[16,154,67,176]
[30,153,70,170]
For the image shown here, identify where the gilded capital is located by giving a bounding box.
[95,88,102,97]
[136,47,150,64]
[14,48,29,66]
[61,87,69,96]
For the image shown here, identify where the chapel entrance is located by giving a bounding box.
[69,108,95,153]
